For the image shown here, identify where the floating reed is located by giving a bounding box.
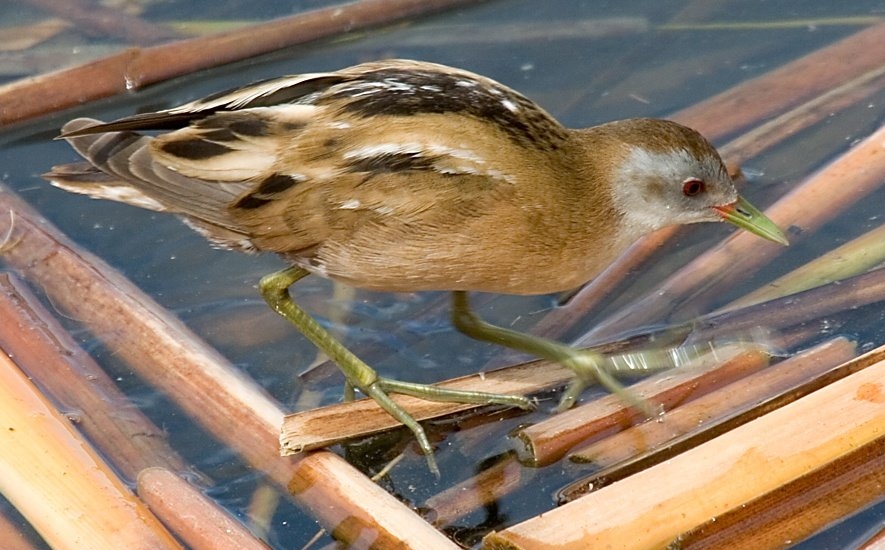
[283,357,571,452]
[0,352,181,549]
[0,183,457,550]
[672,19,885,141]
[0,510,40,550]
[22,0,181,45]
[516,344,771,467]
[0,0,485,126]
[484,343,885,549]
[0,272,187,480]
[562,338,857,497]
[137,467,271,550]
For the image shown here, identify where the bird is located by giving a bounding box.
[45,59,788,475]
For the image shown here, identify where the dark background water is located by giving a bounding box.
[2,1,885,548]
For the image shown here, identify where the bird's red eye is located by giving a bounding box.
[682,178,705,197]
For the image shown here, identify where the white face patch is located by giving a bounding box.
[610,146,735,233]
[619,147,700,184]
[339,198,361,209]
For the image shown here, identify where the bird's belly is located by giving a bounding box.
[297,239,610,296]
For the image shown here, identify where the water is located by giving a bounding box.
[2,0,885,548]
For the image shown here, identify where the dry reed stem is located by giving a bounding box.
[672,21,885,141]
[282,325,696,451]
[0,184,286,470]
[689,266,885,349]
[0,18,70,51]
[425,455,525,528]
[0,272,187,480]
[723,221,885,311]
[23,0,181,45]
[137,467,272,550]
[483,343,885,550]
[282,359,572,452]
[0,0,484,126]
[677,434,885,549]
[517,344,770,467]
[566,338,857,478]
[286,453,455,547]
[0,511,41,550]
[856,525,885,550]
[0,353,181,550]
[583,119,885,344]
[0,183,458,549]
[720,63,885,166]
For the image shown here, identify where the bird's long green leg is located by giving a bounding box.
[451,291,656,416]
[259,266,535,474]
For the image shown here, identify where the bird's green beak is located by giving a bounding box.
[713,195,789,245]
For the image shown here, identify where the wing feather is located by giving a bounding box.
[48,60,571,267]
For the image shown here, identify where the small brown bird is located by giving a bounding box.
[46,59,787,474]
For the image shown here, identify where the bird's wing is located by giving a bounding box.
[47,60,571,256]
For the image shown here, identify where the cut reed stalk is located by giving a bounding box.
[137,467,271,550]
[561,338,857,498]
[483,343,885,550]
[0,183,457,549]
[0,353,181,550]
[0,272,187,480]
[0,0,485,126]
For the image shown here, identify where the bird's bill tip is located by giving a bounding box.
[714,195,789,246]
